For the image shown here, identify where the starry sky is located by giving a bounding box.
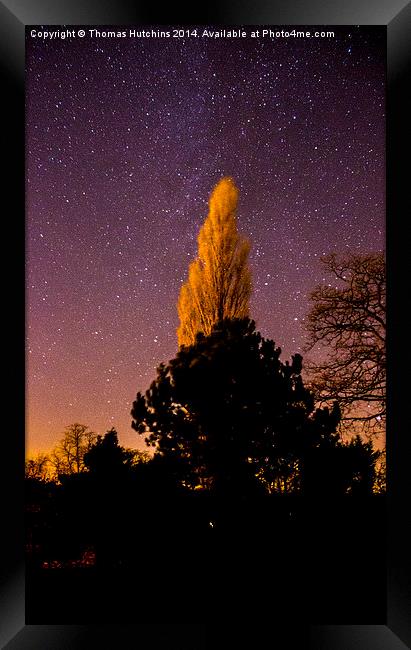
[26,26,385,454]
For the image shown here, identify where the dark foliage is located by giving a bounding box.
[83,428,134,477]
[131,318,379,497]
[26,321,384,624]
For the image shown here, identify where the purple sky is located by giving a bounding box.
[26,26,385,453]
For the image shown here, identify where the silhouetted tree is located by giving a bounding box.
[131,318,373,496]
[83,428,135,476]
[177,177,252,347]
[25,453,50,481]
[301,434,381,497]
[49,423,97,478]
[304,252,385,435]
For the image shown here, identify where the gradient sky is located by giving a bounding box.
[26,26,385,454]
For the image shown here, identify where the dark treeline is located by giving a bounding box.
[26,318,385,624]
[132,318,382,496]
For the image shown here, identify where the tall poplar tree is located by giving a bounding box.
[177,177,252,347]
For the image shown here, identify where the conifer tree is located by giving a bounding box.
[177,177,252,347]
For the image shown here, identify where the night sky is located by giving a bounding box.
[26,26,385,454]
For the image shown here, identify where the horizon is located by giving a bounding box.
[26,26,385,455]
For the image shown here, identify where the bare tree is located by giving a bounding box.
[177,177,252,347]
[49,447,69,478]
[304,252,385,436]
[25,453,50,481]
[49,423,97,477]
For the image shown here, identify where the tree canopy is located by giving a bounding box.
[25,453,50,482]
[48,423,97,478]
[177,177,252,347]
[304,252,386,435]
[132,318,379,496]
[83,428,135,477]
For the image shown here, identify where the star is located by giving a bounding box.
[26,26,385,453]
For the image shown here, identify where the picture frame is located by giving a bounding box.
[1,1,409,648]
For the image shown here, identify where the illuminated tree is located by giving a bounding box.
[177,177,252,347]
[304,252,386,435]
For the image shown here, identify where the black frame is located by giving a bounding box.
[2,0,410,648]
